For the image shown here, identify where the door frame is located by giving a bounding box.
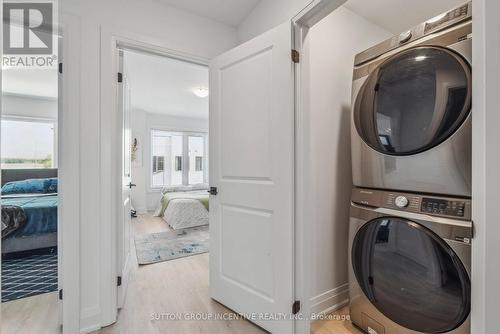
[58,13,83,333]
[0,12,82,334]
[99,27,209,326]
[291,1,347,332]
[0,12,82,333]
[471,1,500,333]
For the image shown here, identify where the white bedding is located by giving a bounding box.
[155,192,209,230]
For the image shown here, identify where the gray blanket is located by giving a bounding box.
[1,205,27,239]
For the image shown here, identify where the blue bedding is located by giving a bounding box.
[1,193,58,238]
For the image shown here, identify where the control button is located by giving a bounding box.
[395,196,409,208]
[399,30,412,43]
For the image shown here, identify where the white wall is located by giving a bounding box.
[60,1,237,331]
[130,110,209,213]
[303,6,391,314]
[238,0,311,43]
[471,0,500,333]
[2,94,57,120]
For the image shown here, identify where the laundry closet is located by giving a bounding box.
[295,1,472,333]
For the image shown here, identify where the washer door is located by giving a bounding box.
[352,217,470,333]
[354,46,471,156]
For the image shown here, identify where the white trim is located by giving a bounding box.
[2,92,58,101]
[0,2,3,323]
[79,306,101,334]
[471,0,500,333]
[0,115,57,123]
[0,12,79,331]
[309,284,350,316]
[291,1,346,333]
[59,13,82,334]
[100,27,210,328]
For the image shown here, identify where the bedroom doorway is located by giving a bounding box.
[111,46,228,331]
[1,36,61,333]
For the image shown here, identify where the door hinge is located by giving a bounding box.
[59,289,63,300]
[292,300,301,314]
[117,72,123,83]
[58,62,63,74]
[208,187,218,196]
[117,276,122,286]
[291,49,300,63]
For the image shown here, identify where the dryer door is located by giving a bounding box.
[352,217,470,333]
[354,46,471,156]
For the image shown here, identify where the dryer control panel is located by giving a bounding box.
[351,187,471,221]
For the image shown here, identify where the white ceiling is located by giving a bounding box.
[155,0,260,27]
[123,50,209,119]
[344,0,467,33]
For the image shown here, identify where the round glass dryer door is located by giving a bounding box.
[352,217,470,333]
[354,46,471,156]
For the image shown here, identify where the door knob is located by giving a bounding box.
[128,182,137,189]
[208,187,218,195]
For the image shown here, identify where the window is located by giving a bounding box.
[152,156,165,173]
[150,130,207,188]
[1,119,57,169]
[175,156,182,171]
[195,157,203,171]
[188,136,205,185]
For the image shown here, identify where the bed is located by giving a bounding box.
[1,169,58,254]
[155,187,209,230]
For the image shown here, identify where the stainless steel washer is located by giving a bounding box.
[348,187,471,334]
[351,2,472,197]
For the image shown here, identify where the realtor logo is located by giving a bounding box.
[3,2,53,54]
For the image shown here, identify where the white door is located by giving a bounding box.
[209,22,295,334]
[117,51,132,309]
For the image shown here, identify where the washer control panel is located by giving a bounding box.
[351,187,471,221]
[421,197,466,217]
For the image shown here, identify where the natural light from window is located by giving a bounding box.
[1,119,56,169]
[151,130,207,188]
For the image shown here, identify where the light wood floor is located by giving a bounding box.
[310,307,362,334]
[1,291,60,334]
[95,213,265,334]
[1,213,361,334]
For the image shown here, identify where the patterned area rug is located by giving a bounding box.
[135,225,209,265]
[1,253,58,302]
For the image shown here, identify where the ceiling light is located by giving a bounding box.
[415,56,427,62]
[192,87,209,98]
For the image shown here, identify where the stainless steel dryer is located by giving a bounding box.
[349,187,471,334]
[351,2,472,197]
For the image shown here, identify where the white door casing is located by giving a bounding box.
[117,51,132,309]
[209,21,295,334]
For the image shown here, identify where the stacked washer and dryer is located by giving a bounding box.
[348,3,472,334]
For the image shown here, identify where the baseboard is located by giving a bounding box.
[310,283,349,315]
[134,206,148,214]
[79,306,101,334]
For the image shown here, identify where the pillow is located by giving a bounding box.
[160,184,209,194]
[45,178,58,193]
[1,178,57,195]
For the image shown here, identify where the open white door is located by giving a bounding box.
[117,50,132,309]
[209,22,295,334]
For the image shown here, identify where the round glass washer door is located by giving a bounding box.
[352,217,471,333]
[354,46,471,156]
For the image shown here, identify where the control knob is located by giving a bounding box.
[395,196,409,208]
[399,30,412,43]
